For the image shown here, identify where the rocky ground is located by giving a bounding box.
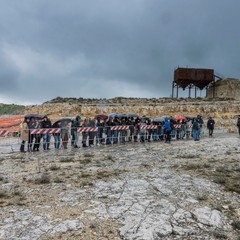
[0,134,240,240]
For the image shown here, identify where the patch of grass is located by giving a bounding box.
[35,174,50,184]
[203,163,211,168]
[141,163,151,168]
[183,163,201,170]
[178,157,240,196]
[89,223,97,229]
[84,153,94,158]
[214,206,222,212]
[49,165,60,171]
[212,231,227,239]
[80,181,94,187]
[224,183,240,194]
[179,154,198,159]
[59,157,74,162]
[15,196,26,206]
[80,173,92,178]
[216,167,231,174]
[233,175,240,181]
[80,158,92,164]
[96,171,112,179]
[105,155,114,161]
[53,177,64,183]
[13,190,22,196]
[196,194,208,201]
[2,178,9,184]
[231,220,240,230]
[213,177,227,184]
[0,191,8,198]
[228,205,235,213]
[212,172,228,178]
[209,158,218,163]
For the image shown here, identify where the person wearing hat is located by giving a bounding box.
[207,116,215,137]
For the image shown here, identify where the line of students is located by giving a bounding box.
[19,114,214,152]
[20,115,53,152]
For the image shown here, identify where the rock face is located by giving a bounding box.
[207,78,240,99]
[25,97,240,132]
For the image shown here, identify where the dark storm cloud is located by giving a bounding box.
[0,0,240,104]
[0,49,20,92]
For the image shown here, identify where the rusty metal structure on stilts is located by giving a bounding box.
[172,67,217,98]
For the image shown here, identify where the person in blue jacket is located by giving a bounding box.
[164,117,172,143]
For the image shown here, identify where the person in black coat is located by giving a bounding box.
[41,115,52,150]
[237,115,240,136]
[134,117,141,142]
[71,116,81,148]
[207,117,215,137]
[106,117,114,145]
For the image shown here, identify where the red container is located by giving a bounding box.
[174,68,214,89]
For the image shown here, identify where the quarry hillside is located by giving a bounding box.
[23,97,240,132]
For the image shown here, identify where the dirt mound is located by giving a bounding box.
[0,115,24,132]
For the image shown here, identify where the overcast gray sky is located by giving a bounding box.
[0,0,239,104]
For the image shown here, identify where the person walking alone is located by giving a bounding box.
[237,115,240,137]
[207,117,215,137]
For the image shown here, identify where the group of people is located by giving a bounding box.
[19,114,217,152]
[20,115,53,152]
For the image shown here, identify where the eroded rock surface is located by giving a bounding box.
[0,134,240,239]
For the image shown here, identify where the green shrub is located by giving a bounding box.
[0,104,25,115]
[0,190,8,198]
[35,174,50,184]
[231,220,240,230]
[49,165,60,171]
[196,194,208,201]
[53,177,63,183]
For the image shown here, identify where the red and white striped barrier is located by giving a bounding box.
[30,128,61,134]
[30,127,99,134]
[173,124,193,129]
[77,127,98,133]
[110,126,129,130]
[141,125,158,130]
[174,124,182,129]
[0,130,10,137]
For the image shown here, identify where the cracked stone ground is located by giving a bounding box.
[0,134,240,239]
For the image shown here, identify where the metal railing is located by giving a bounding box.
[0,124,221,153]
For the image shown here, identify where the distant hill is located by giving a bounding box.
[0,103,26,116]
